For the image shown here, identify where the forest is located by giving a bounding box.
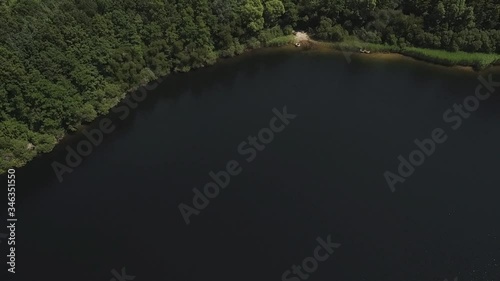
[1,0,500,173]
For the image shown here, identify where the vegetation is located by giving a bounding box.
[324,37,402,53]
[323,38,500,69]
[400,48,500,69]
[267,35,295,47]
[0,0,291,173]
[1,0,500,173]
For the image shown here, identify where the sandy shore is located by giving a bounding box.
[294,31,310,43]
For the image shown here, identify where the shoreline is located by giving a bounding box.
[301,39,500,72]
[326,47,477,73]
[3,36,500,174]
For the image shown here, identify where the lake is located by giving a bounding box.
[8,48,500,281]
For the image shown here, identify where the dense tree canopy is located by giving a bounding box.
[1,0,499,173]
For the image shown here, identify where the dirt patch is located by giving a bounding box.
[294,32,310,43]
[293,31,315,48]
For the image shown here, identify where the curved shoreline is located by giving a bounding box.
[3,38,500,175]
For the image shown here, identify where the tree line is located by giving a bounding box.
[1,0,499,173]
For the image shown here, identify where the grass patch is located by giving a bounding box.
[317,37,500,70]
[266,35,295,47]
[401,47,500,70]
[321,37,401,53]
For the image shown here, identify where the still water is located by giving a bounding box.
[9,49,500,281]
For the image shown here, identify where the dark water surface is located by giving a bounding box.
[7,49,500,281]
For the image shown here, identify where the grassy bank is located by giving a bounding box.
[266,35,295,47]
[400,48,500,70]
[319,38,500,70]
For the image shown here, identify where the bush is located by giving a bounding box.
[316,17,348,41]
[266,35,295,47]
[258,26,284,45]
[283,25,294,35]
[247,37,262,49]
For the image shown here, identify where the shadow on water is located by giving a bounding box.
[5,48,295,206]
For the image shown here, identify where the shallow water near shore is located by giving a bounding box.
[8,49,500,281]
